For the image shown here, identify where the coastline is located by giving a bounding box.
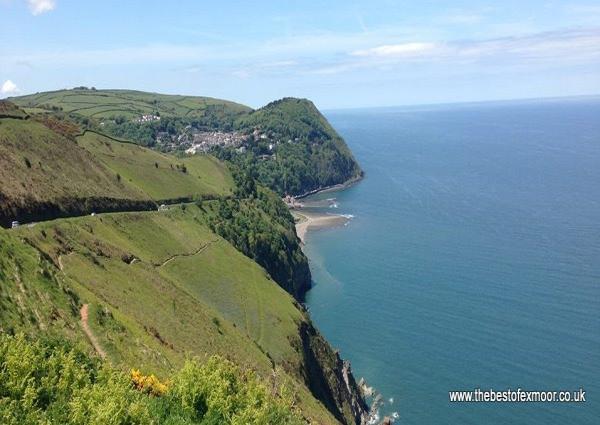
[295,172,364,200]
[294,211,350,244]
[293,179,383,424]
[292,174,362,244]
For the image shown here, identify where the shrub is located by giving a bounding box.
[0,334,302,424]
[130,369,168,396]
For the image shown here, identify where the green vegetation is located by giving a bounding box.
[10,89,251,146]
[0,333,302,424]
[10,206,357,423]
[0,230,80,338]
[10,88,250,120]
[0,110,234,227]
[78,131,234,200]
[1,92,368,424]
[219,98,363,195]
[202,181,311,299]
[10,91,363,196]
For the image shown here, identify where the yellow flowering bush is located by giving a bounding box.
[130,369,168,396]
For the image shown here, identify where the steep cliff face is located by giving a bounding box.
[297,320,369,425]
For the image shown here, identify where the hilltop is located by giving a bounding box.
[228,97,363,195]
[0,101,368,424]
[10,89,363,196]
[11,88,251,120]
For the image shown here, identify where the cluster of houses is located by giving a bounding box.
[154,125,291,161]
[155,124,247,153]
[134,114,161,123]
[184,130,246,154]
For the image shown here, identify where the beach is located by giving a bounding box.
[293,211,350,244]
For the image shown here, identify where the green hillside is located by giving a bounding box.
[224,98,363,195]
[78,131,234,200]
[10,91,363,196]
[0,333,303,424]
[0,109,234,227]
[0,97,368,424]
[6,205,363,423]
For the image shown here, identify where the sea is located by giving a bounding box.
[302,97,600,424]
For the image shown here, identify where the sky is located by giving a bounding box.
[1,0,600,109]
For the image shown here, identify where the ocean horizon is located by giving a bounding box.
[303,97,600,424]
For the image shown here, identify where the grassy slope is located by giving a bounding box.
[0,99,366,423]
[0,231,83,341]
[0,118,145,204]
[0,101,28,119]
[0,116,234,226]
[10,207,339,423]
[78,131,234,199]
[10,89,251,119]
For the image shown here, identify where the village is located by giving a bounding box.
[183,130,247,154]
[155,125,246,153]
[154,124,286,162]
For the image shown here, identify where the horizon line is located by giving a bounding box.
[322,93,600,113]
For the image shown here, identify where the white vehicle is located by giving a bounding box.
[11,221,20,228]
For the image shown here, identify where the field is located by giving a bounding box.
[10,89,251,120]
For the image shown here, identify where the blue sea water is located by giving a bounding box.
[303,97,600,424]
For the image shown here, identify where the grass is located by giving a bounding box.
[0,115,234,227]
[0,230,81,339]
[77,131,235,200]
[0,101,28,119]
[0,118,145,205]
[10,89,251,119]
[10,206,338,424]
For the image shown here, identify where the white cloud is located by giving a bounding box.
[352,42,437,58]
[309,28,600,75]
[27,0,56,15]
[0,80,20,95]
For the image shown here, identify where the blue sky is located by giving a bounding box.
[1,0,599,108]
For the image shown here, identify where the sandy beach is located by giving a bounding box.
[293,211,350,244]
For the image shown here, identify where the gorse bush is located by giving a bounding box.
[130,369,169,397]
[0,334,303,424]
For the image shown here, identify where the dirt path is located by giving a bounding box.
[80,304,107,359]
